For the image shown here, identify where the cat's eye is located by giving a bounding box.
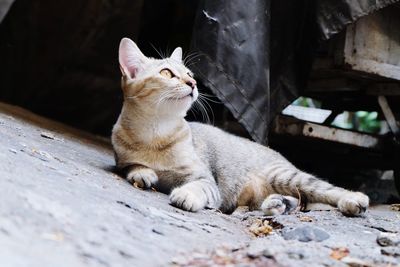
[187,72,193,78]
[160,68,174,79]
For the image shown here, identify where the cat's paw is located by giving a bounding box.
[127,168,158,189]
[261,194,298,216]
[338,192,369,216]
[169,185,207,212]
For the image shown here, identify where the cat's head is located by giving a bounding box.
[118,38,198,118]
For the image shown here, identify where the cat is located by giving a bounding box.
[112,38,369,216]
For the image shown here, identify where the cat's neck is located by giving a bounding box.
[119,103,187,144]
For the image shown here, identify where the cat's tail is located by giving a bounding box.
[260,159,369,216]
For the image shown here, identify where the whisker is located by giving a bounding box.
[199,93,221,104]
[199,92,218,98]
[150,43,166,59]
[193,97,204,121]
[183,51,201,63]
[183,54,201,65]
[184,52,204,65]
[195,98,211,124]
[155,90,176,107]
[200,97,214,124]
[190,101,202,121]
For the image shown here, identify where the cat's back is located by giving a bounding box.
[188,122,280,168]
[189,122,256,149]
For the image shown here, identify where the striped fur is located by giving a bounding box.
[112,38,369,216]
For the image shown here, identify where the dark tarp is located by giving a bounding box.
[192,0,399,144]
[191,0,270,144]
[0,0,14,22]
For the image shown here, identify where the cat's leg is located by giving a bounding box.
[126,165,158,189]
[261,194,298,215]
[262,160,369,216]
[169,178,221,212]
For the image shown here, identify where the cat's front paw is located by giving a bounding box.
[169,185,207,212]
[338,192,369,216]
[127,168,158,189]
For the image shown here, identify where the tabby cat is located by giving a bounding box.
[112,38,369,216]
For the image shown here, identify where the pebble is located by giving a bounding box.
[381,247,400,257]
[40,131,56,140]
[282,226,330,242]
[341,256,374,267]
[377,232,400,247]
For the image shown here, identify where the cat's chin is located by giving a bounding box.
[168,94,193,101]
[161,97,194,116]
[167,95,195,106]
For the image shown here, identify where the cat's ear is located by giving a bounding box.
[170,47,183,62]
[119,38,147,79]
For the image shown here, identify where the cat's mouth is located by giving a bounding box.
[169,92,193,100]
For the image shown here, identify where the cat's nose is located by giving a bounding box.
[185,79,196,89]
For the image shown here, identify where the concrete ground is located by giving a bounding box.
[0,102,399,267]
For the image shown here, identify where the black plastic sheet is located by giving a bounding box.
[192,0,399,144]
[192,0,270,144]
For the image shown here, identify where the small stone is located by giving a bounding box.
[41,232,64,242]
[40,131,63,141]
[8,148,17,154]
[35,150,53,162]
[299,216,313,222]
[377,232,400,247]
[341,256,373,267]
[381,247,400,257]
[261,248,274,258]
[287,251,304,260]
[40,131,55,139]
[391,204,400,211]
[282,226,330,242]
[171,255,187,265]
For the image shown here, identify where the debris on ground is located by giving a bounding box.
[330,247,350,260]
[299,215,313,222]
[171,246,279,267]
[249,219,273,237]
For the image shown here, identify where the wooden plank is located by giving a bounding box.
[343,4,400,80]
[274,115,383,150]
[378,95,400,136]
[366,83,400,95]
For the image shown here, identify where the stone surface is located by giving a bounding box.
[0,103,248,267]
[0,102,399,267]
